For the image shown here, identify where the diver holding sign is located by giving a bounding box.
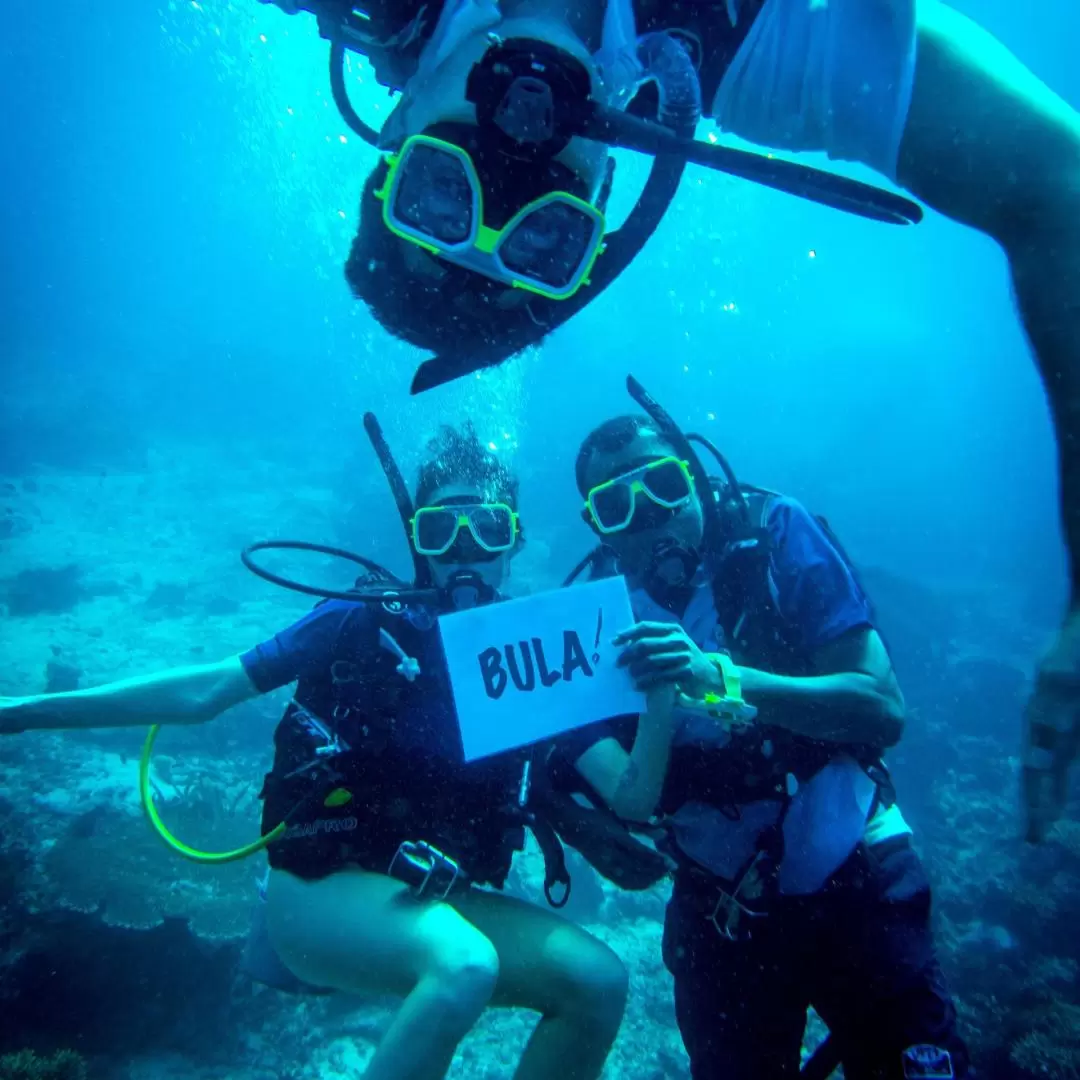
[558,376,968,1080]
[0,417,680,1080]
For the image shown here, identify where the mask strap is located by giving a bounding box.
[594,0,642,106]
[380,0,504,149]
[422,0,502,74]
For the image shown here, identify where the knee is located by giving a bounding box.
[546,930,629,1029]
[427,931,501,1018]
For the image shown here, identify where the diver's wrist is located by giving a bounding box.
[700,654,757,726]
[705,652,737,697]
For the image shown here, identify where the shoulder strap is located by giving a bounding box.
[708,484,777,646]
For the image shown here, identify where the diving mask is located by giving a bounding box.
[411,501,519,557]
[376,133,606,300]
[584,456,694,534]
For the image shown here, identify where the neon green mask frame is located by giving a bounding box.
[410,502,520,556]
[375,134,606,301]
[584,456,694,534]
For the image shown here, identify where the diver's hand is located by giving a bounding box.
[1023,608,1080,842]
[614,622,723,695]
[0,698,28,735]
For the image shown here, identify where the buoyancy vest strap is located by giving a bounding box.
[379,627,422,680]
[528,813,572,908]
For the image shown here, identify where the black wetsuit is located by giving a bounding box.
[245,598,528,886]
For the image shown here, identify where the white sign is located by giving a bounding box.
[440,576,646,761]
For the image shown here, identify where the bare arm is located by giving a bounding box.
[572,688,675,823]
[0,656,260,733]
[736,628,905,747]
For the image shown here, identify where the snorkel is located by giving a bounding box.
[258,0,923,393]
[567,374,758,594]
[408,30,700,393]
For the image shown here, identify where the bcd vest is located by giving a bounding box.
[258,597,534,889]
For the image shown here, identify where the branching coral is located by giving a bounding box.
[0,1050,87,1080]
[1010,1000,1080,1079]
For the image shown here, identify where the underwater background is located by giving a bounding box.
[2,1,1079,1078]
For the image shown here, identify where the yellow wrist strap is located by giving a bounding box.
[703,652,745,706]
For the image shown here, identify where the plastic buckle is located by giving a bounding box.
[902,1045,955,1079]
[330,661,359,685]
[706,855,769,941]
[707,889,767,941]
[389,841,461,901]
[314,735,343,758]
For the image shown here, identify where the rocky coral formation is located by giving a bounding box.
[1,453,1077,1080]
[0,1050,87,1080]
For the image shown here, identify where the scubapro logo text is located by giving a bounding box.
[283,817,359,841]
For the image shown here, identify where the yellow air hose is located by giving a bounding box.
[140,723,286,863]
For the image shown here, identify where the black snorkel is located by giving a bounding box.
[241,412,441,607]
[263,3,924,393]
[579,108,922,226]
[363,412,434,591]
[413,32,701,393]
[566,375,763,591]
[408,34,922,392]
[625,375,730,551]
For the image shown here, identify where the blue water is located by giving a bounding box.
[3,0,1075,618]
[2,3,1079,1077]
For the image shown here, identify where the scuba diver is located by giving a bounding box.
[556,376,970,1079]
[260,0,1080,845]
[0,419,684,1080]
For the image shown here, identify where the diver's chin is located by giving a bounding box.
[384,14,607,184]
[438,568,499,611]
[493,15,596,69]
[654,554,694,587]
[642,538,702,598]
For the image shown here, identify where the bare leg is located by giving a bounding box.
[451,888,628,1080]
[266,868,500,1080]
[265,869,627,1080]
[896,1,1080,840]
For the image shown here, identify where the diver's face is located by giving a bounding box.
[381,12,611,195]
[418,482,519,600]
[581,431,705,583]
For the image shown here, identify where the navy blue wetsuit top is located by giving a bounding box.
[562,495,874,762]
[241,599,464,761]
[242,599,375,693]
[760,495,873,653]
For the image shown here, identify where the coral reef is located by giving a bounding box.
[43,658,81,694]
[0,1050,87,1080]
[4,566,85,616]
[1,452,1077,1080]
[145,582,188,612]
